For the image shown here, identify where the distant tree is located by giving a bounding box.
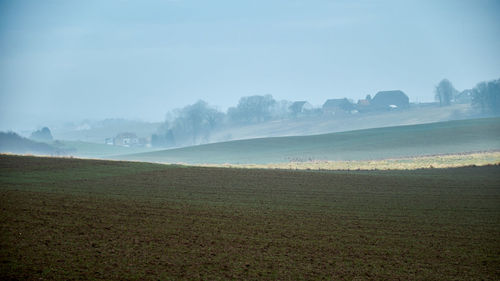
[151,129,175,147]
[272,100,294,119]
[181,101,207,143]
[435,79,458,106]
[472,78,500,114]
[180,100,224,143]
[30,127,53,142]
[365,94,372,101]
[228,95,277,124]
[205,108,225,131]
[156,100,225,146]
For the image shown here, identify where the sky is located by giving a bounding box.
[1,0,499,130]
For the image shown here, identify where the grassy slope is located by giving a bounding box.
[0,132,59,155]
[116,117,500,164]
[0,155,499,280]
[209,103,474,142]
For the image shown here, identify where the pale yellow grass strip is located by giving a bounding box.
[201,151,500,171]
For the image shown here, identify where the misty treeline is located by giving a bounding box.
[30,127,53,142]
[0,127,77,156]
[435,78,500,112]
[152,95,293,147]
[0,132,62,155]
[471,79,500,114]
[153,77,499,148]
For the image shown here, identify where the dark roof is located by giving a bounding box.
[290,101,307,110]
[371,90,409,108]
[322,98,354,112]
[323,98,350,108]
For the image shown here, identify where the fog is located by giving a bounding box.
[1,0,500,132]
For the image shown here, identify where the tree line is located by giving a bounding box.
[435,77,499,113]
[152,95,288,147]
[153,77,499,148]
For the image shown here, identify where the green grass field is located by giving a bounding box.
[208,103,475,142]
[115,117,500,164]
[1,155,499,280]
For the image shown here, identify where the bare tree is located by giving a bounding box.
[472,78,500,114]
[228,95,277,124]
[435,79,457,106]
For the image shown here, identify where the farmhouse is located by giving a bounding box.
[113,132,139,147]
[370,90,409,110]
[322,98,354,115]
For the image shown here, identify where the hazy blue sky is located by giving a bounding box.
[1,0,499,130]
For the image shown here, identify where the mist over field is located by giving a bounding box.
[0,0,499,163]
[2,2,500,280]
[0,0,499,135]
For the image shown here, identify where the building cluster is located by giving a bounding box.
[106,90,411,147]
[105,133,150,147]
[289,90,410,117]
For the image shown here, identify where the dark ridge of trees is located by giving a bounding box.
[0,131,61,155]
[472,78,500,114]
[30,127,53,142]
[435,79,458,106]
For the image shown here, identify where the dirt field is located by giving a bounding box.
[1,155,499,280]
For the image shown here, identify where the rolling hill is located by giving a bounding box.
[208,103,475,142]
[112,117,500,164]
[0,132,61,155]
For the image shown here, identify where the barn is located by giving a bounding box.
[370,90,409,110]
[322,98,354,115]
